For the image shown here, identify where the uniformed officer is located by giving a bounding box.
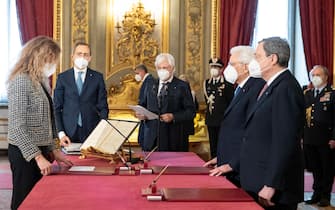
[304,65,335,207]
[204,58,234,158]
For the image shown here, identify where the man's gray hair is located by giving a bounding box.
[230,46,255,64]
[259,37,290,68]
[311,65,329,77]
[155,53,175,68]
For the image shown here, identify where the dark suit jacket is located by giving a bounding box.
[54,68,109,140]
[217,78,265,171]
[138,74,155,147]
[204,76,234,127]
[303,85,335,145]
[140,76,196,151]
[240,70,305,205]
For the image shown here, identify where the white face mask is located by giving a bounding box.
[157,69,170,81]
[43,63,57,77]
[311,76,323,88]
[210,68,220,77]
[248,59,262,78]
[134,74,142,82]
[223,65,238,84]
[74,57,89,69]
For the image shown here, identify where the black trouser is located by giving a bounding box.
[207,126,220,159]
[304,144,334,200]
[8,144,43,210]
[71,125,86,143]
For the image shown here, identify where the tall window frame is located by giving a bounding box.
[252,0,309,86]
[0,0,21,105]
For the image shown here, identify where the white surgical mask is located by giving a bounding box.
[248,59,262,78]
[134,74,142,82]
[210,68,220,77]
[43,63,57,77]
[223,65,238,84]
[311,76,323,88]
[157,69,170,81]
[74,57,89,69]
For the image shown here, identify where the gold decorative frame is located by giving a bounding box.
[105,0,169,80]
[211,0,220,58]
[71,0,89,45]
[53,0,63,86]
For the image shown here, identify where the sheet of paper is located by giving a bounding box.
[64,143,82,152]
[68,166,95,172]
[62,143,82,155]
[128,105,158,120]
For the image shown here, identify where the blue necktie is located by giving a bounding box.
[76,72,83,126]
[76,72,83,95]
[234,86,241,97]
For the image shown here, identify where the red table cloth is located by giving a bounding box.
[19,152,262,210]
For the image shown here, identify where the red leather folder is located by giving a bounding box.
[51,165,116,175]
[162,188,253,202]
[151,166,210,175]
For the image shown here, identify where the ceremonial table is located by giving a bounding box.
[19,152,263,210]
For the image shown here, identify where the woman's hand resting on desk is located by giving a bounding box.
[53,149,73,168]
[35,154,53,176]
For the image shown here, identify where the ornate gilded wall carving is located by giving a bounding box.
[115,2,159,68]
[185,0,203,92]
[105,0,169,80]
[72,0,89,45]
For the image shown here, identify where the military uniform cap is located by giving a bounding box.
[209,57,224,67]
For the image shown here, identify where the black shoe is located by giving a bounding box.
[317,198,330,207]
[305,197,320,204]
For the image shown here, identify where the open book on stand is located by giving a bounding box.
[80,119,139,161]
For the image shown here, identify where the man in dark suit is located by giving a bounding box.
[54,42,109,145]
[204,58,234,158]
[204,46,265,188]
[239,37,305,210]
[134,64,154,148]
[136,53,195,151]
[303,65,335,207]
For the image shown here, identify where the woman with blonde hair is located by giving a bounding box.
[7,36,73,210]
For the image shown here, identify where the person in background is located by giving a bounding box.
[179,74,199,138]
[135,53,195,151]
[54,42,109,145]
[134,63,154,148]
[239,37,305,210]
[7,36,73,210]
[303,65,335,207]
[204,58,234,158]
[204,46,265,188]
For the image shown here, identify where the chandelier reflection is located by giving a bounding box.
[115,1,159,67]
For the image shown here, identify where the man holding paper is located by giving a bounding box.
[135,53,196,151]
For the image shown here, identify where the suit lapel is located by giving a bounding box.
[245,71,290,125]
[81,69,92,95]
[224,78,252,117]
